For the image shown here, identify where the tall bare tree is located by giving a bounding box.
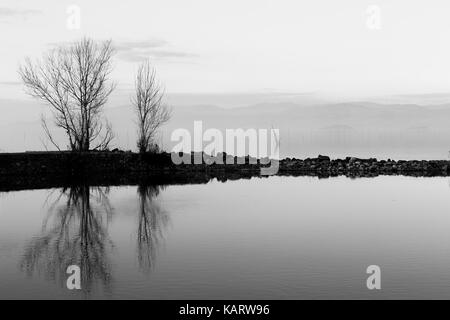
[19,38,115,151]
[132,60,171,153]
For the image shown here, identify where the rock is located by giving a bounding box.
[317,155,330,162]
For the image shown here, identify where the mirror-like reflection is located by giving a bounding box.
[137,185,169,273]
[20,186,115,295]
[3,176,450,299]
[19,184,169,295]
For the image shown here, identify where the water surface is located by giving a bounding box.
[1,176,450,299]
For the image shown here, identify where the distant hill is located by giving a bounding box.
[2,97,450,159]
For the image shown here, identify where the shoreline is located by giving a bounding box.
[1,151,450,191]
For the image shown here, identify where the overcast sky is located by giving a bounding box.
[1,0,450,99]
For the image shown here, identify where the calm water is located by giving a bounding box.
[2,176,450,299]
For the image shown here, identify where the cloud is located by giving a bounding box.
[44,38,198,63]
[0,7,42,20]
[0,81,21,86]
[115,39,198,63]
[115,39,168,51]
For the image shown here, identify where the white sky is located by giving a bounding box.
[1,0,450,98]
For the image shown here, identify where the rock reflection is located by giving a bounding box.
[20,186,114,295]
[136,185,169,274]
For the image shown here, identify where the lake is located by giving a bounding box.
[1,175,450,299]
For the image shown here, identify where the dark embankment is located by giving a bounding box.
[1,151,450,191]
[0,151,262,191]
[279,155,450,177]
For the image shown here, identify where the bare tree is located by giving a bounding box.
[132,60,171,153]
[19,38,115,151]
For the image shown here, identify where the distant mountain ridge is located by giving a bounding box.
[2,98,450,160]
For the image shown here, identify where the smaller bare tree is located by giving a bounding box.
[132,60,171,153]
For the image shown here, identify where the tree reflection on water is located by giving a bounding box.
[20,186,114,296]
[136,185,169,274]
[20,184,170,296]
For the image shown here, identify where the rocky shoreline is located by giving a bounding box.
[278,155,450,177]
[1,151,450,191]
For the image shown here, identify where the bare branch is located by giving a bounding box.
[41,116,62,151]
[19,38,116,151]
[132,60,171,153]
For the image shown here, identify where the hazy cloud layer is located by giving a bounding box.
[44,39,197,63]
[0,7,42,20]
[0,81,21,86]
[115,39,197,62]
